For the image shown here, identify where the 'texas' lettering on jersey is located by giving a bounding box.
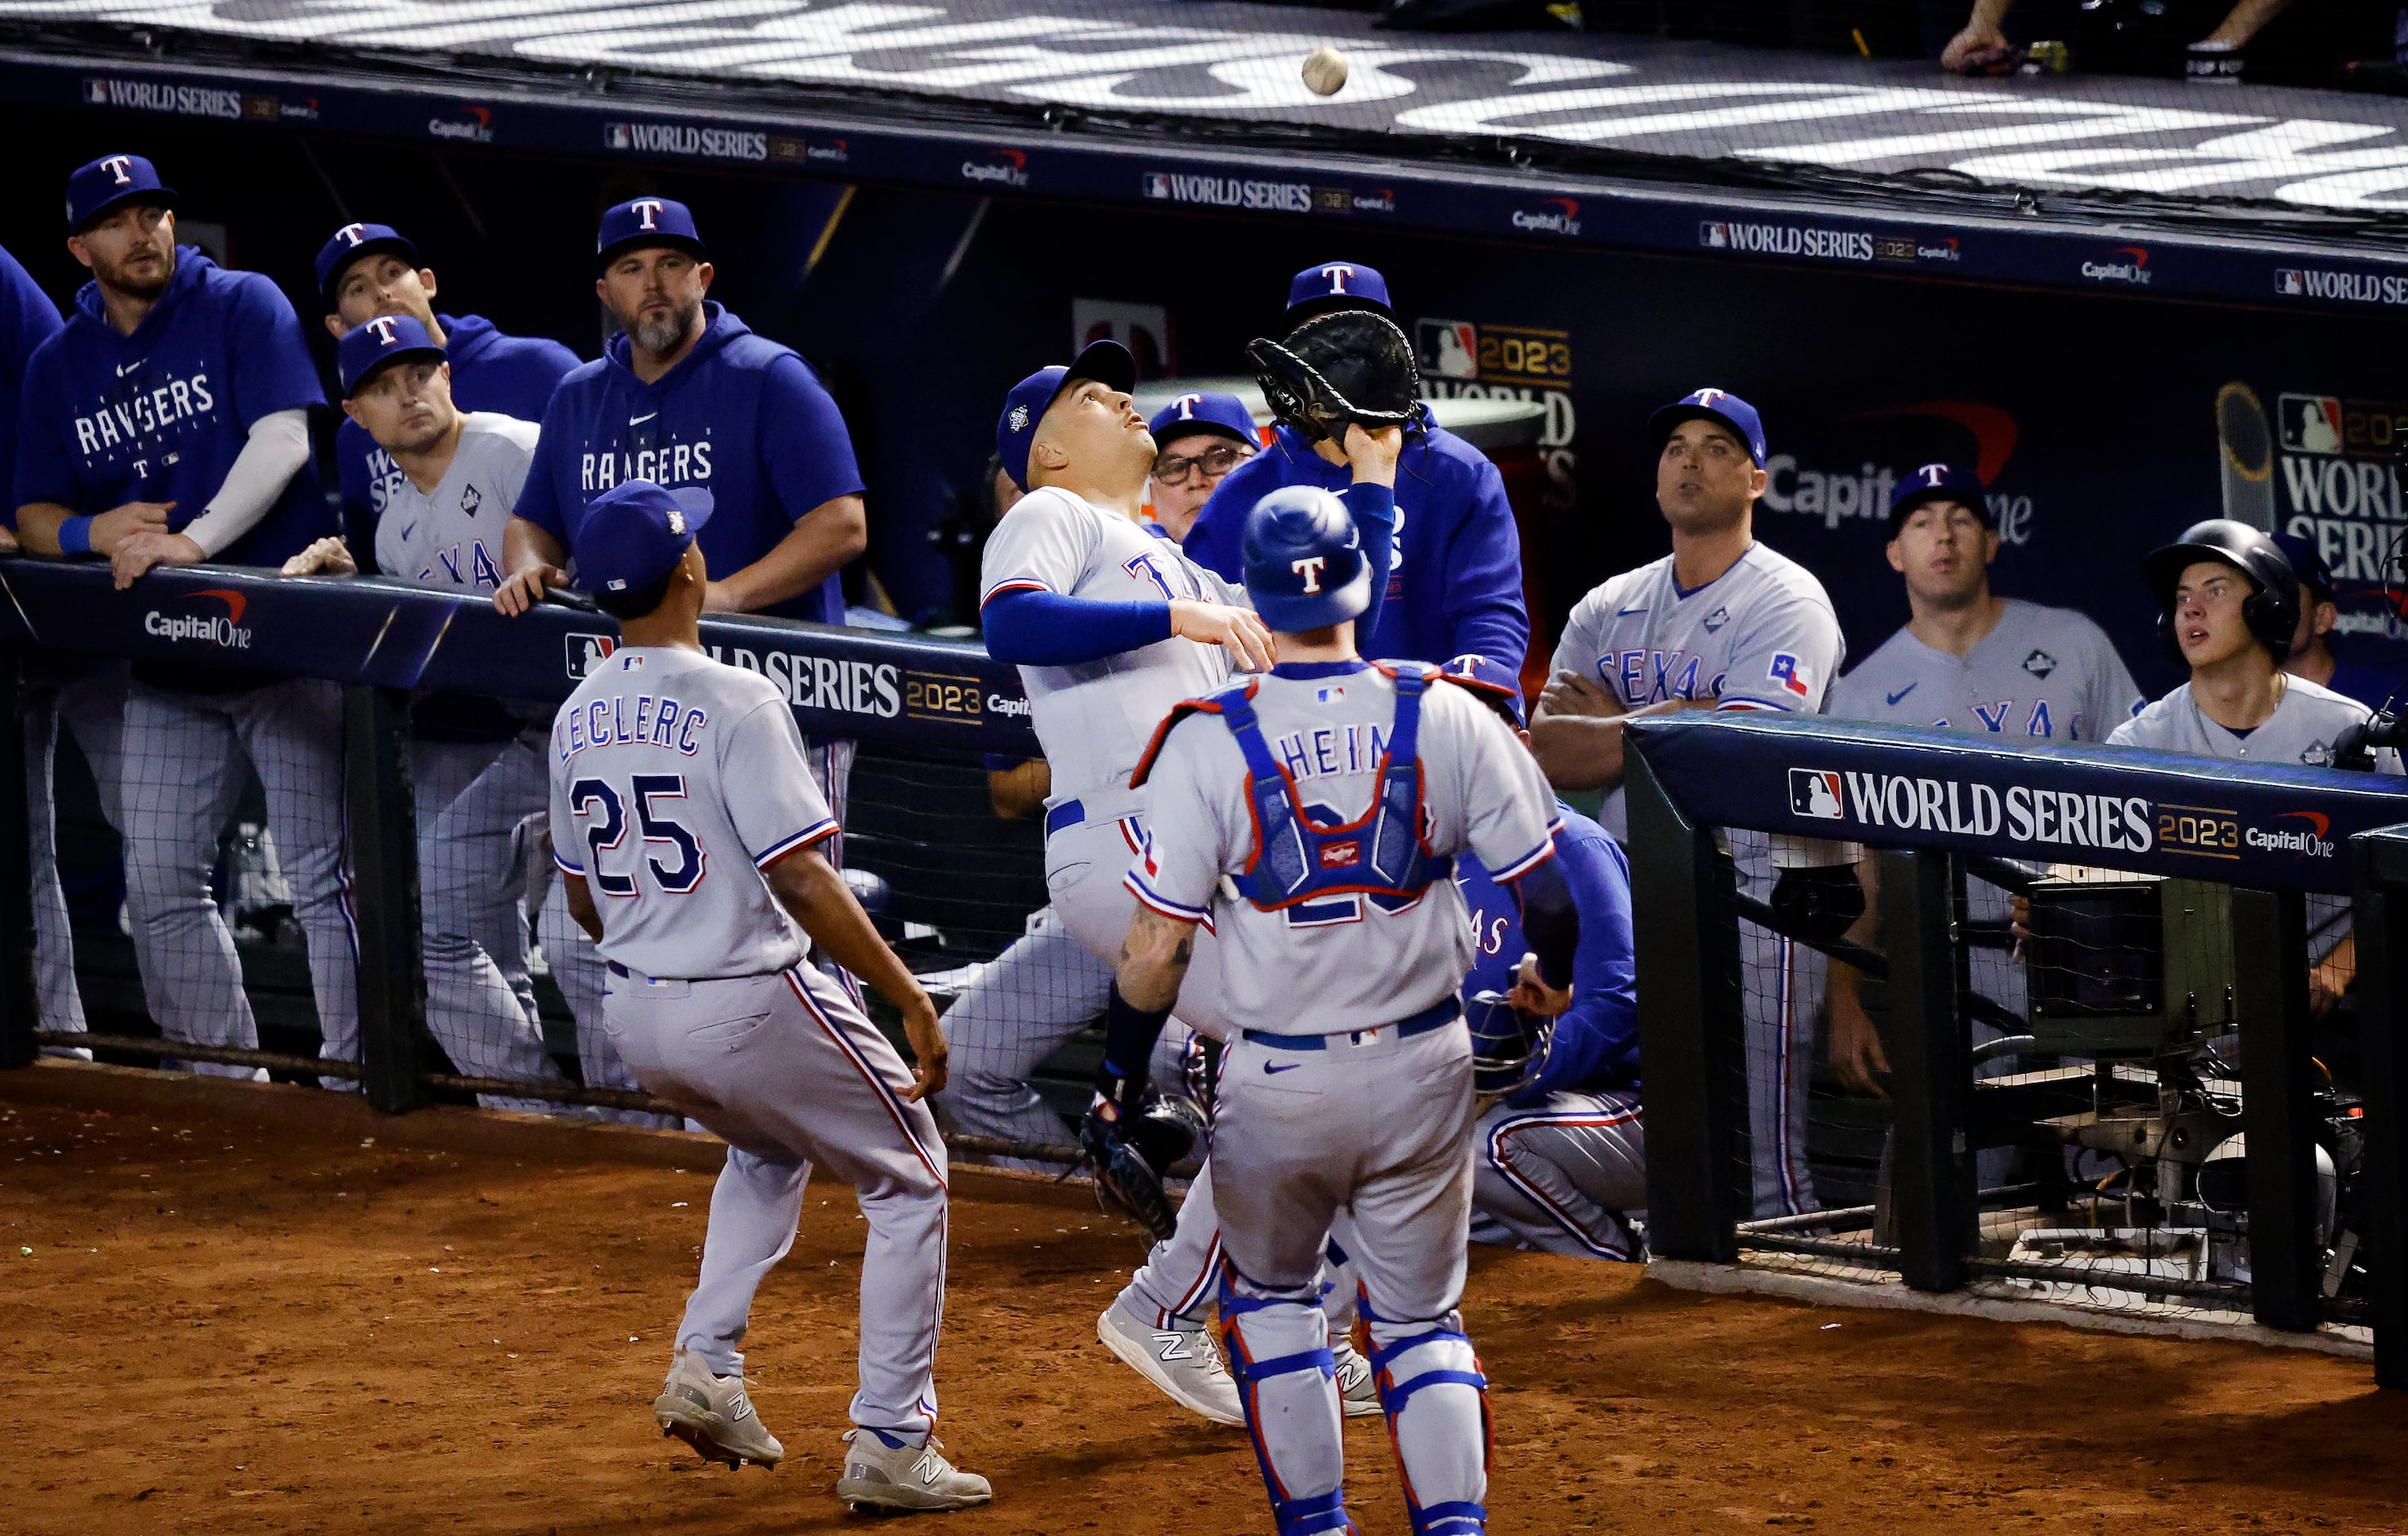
[581,435,715,492]
[1926,698,2074,739]
[73,366,217,465]
[1606,648,1725,704]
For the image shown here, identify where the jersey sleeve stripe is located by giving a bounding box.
[755,819,841,869]
[1714,698,1792,713]
[554,850,586,877]
[980,577,1052,606]
[1489,837,1558,884]
[1124,869,1211,923]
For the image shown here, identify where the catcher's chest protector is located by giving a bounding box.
[1212,665,1451,911]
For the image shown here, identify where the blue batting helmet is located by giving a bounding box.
[1240,486,1370,632]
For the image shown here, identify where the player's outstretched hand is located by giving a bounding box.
[280,537,358,578]
[110,529,203,590]
[1169,598,1275,673]
[1506,953,1572,1017]
[1341,421,1404,488]
[898,989,948,1100]
[493,562,570,617]
[91,499,173,557]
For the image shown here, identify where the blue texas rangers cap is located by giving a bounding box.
[995,339,1138,492]
[596,196,707,273]
[572,479,714,595]
[1648,387,1767,468]
[2272,531,2336,598]
[1146,390,1258,449]
[337,313,446,398]
[66,153,176,234]
[1284,259,1394,326]
[315,222,420,306]
[1886,462,1991,534]
[1437,653,1527,729]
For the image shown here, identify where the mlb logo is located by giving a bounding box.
[1699,222,1729,249]
[566,634,618,679]
[1415,319,1478,380]
[1141,173,1170,200]
[1316,685,1346,704]
[1788,769,1845,821]
[83,79,109,105]
[1319,840,1362,869]
[2274,268,2303,296]
[605,123,631,150]
[2278,394,2343,455]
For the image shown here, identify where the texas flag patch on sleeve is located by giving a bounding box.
[1768,652,1811,698]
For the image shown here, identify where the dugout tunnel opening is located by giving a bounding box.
[1626,710,2408,1381]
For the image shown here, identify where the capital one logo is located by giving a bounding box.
[630,198,665,231]
[364,315,402,346]
[335,222,369,247]
[145,588,253,649]
[99,155,136,186]
[1292,555,1328,593]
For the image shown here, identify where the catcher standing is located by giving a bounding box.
[1105,488,1577,1536]
[548,477,989,1514]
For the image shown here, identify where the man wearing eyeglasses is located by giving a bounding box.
[1145,391,1257,544]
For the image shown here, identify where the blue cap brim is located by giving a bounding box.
[1648,403,1760,463]
[595,232,707,275]
[343,345,446,399]
[74,183,177,234]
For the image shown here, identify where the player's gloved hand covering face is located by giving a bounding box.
[1246,309,1420,446]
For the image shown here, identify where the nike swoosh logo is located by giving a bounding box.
[629,411,658,424]
[399,522,418,542]
[1886,684,1917,706]
[1617,606,1648,617]
[1263,1061,1303,1075]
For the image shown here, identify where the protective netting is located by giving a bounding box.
[1718,829,2373,1337]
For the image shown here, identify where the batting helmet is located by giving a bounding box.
[1241,486,1370,631]
[2142,518,2298,662]
[1467,989,1551,1105]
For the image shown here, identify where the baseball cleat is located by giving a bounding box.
[1096,1304,1244,1427]
[653,1350,784,1468]
[1330,1339,1382,1419]
[836,1429,993,1512]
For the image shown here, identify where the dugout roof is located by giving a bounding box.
[5,0,2407,309]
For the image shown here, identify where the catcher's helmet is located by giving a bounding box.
[2142,518,2298,662]
[1242,486,1370,631]
[1467,989,1551,1104]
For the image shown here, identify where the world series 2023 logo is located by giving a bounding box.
[1787,766,2339,863]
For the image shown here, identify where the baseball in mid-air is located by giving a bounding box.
[1303,45,1348,97]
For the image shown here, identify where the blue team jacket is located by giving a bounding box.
[513,302,863,624]
[339,312,579,559]
[15,247,330,567]
[0,245,63,517]
[1183,415,1528,669]
[1458,802,1639,1104]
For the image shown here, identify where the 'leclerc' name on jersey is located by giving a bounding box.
[74,368,216,457]
[582,439,714,492]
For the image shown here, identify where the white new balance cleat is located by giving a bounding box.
[1096,1304,1245,1426]
[653,1350,784,1468]
[836,1429,993,1512]
[1331,1339,1383,1419]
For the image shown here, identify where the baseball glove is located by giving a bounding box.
[1078,1093,1200,1245]
[1247,308,1422,446]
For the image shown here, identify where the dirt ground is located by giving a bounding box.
[3,1062,2406,1535]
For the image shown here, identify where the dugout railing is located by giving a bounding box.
[1625,712,2408,1385]
[0,556,1094,1160]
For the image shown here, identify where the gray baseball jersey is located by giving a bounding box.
[548,646,836,978]
[1128,663,1558,1035]
[374,412,539,591]
[2107,675,2401,771]
[1829,599,2141,741]
[980,486,1242,804]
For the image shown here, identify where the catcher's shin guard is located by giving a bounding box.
[1218,1264,1352,1536]
[1363,1291,1491,1536]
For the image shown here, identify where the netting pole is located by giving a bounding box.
[2352,833,2408,1386]
[343,685,424,1114]
[0,649,33,1071]
[2231,887,2320,1332]
[1881,847,1971,1292]
[1627,746,1745,1263]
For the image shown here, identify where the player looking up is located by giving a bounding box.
[276,317,581,1112]
[315,219,577,564]
[16,153,350,1081]
[1146,390,1256,544]
[1099,488,1576,1536]
[1821,464,2141,1095]
[549,476,989,1513]
[1531,389,1844,1219]
[1182,261,1527,669]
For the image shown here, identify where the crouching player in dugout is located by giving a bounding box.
[1095,487,1578,1536]
[1438,655,1645,1262]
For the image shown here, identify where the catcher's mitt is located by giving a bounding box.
[1247,308,1421,445]
[1078,1093,1200,1245]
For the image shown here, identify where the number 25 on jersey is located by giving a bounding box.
[571,775,707,896]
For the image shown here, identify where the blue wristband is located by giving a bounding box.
[56,517,94,555]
